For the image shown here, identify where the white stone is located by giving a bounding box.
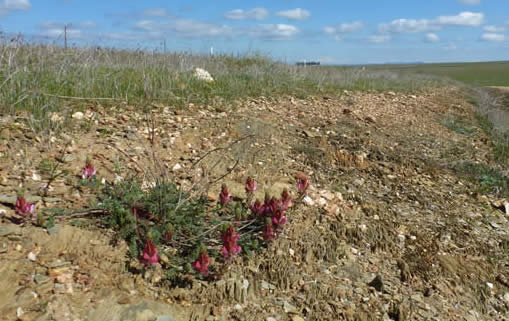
[50,113,63,122]
[27,251,37,261]
[303,196,314,206]
[72,111,84,120]
[17,307,24,318]
[31,172,41,181]
[317,197,327,207]
[193,68,214,82]
[172,163,182,171]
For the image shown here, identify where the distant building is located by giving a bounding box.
[296,61,320,66]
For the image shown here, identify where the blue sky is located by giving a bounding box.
[1,0,508,64]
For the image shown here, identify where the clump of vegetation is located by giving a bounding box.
[441,117,476,136]
[96,174,310,283]
[454,161,509,195]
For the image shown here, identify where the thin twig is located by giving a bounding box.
[192,134,255,167]
[57,209,109,220]
[34,91,125,101]
[209,159,240,185]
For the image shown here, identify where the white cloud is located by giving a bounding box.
[135,19,233,38]
[276,8,310,21]
[224,8,269,20]
[378,11,484,34]
[38,20,97,39]
[251,24,300,39]
[142,8,169,17]
[323,21,365,40]
[484,25,506,32]
[480,33,506,42]
[368,34,391,43]
[0,0,31,15]
[435,11,484,26]
[457,0,480,4]
[424,33,440,42]
[379,19,438,33]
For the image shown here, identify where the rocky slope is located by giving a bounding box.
[1,88,509,321]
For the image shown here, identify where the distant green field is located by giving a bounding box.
[360,61,509,87]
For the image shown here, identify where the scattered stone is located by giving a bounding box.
[302,196,314,206]
[365,115,376,123]
[50,112,63,122]
[58,154,75,163]
[353,178,364,186]
[34,274,51,285]
[0,224,22,237]
[283,301,298,314]
[261,280,276,290]
[193,68,214,82]
[72,112,84,120]
[303,130,319,138]
[47,224,60,235]
[503,292,509,304]
[368,275,384,292]
[27,251,37,261]
[31,172,41,181]
[172,163,182,171]
[17,307,24,319]
[317,197,327,207]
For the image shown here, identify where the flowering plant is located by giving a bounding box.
[221,225,241,259]
[140,239,159,266]
[14,194,36,221]
[192,249,211,276]
[218,184,232,206]
[81,159,97,180]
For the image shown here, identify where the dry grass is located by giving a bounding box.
[0,38,449,135]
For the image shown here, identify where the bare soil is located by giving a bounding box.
[1,88,509,321]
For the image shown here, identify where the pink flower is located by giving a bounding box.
[271,208,287,229]
[263,197,280,217]
[245,177,257,194]
[140,239,159,267]
[219,184,232,206]
[297,176,310,194]
[262,220,275,241]
[221,226,241,258]
[192,250,211,276]
[280,189,292,210]
[250,199,264,216]
[14,196,35,219]
[82,162,97,179]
